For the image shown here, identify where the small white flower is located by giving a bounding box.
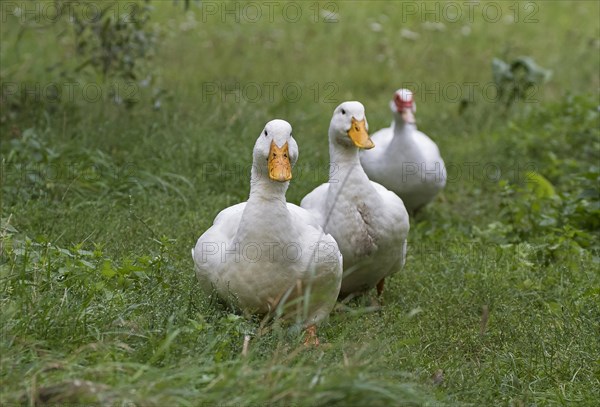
[422,21,446,31]
[370,22,383,32]
[401,28,420,41]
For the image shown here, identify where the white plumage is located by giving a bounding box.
[301,102,409,297]
[360,89,446,213]
[192,120,342,332]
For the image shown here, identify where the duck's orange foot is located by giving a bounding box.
[241,334,251,357]
[303,325,320,347]
[376,278,385,297]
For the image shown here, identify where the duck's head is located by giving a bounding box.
[390,88,416,125]
[253,119,298,182]
[329,101,374,149]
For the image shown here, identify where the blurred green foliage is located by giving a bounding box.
[493,56,552,108]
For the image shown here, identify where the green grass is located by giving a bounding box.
[1,1,599,406]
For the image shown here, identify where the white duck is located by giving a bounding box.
[192,120,343,345]
[360,89,446,213]
[301,102,409,298]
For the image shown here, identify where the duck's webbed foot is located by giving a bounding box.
[303,324,320,347]
[376,278,385,297]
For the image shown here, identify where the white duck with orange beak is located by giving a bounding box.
[301,102,409,299]
[360,89,446,213]
[192,119,342,345]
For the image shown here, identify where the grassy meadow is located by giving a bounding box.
[1,1,599,405]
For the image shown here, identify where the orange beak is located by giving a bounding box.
[347,117,374,149]
[268,141,292,182]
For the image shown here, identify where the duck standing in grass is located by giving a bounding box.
[300,102,409,299]
[360,89,446,214]
[192,120,342,345]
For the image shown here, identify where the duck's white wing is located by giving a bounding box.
[299,183,330,226]
[370,181,408,216]
[288,202,341,254]
[192,202,246,290]
[369,180,410,265]
[414,130,442,158]
[286,202,322,230]
[193,202,246,253]
[360,126,393,179]
[211,202,246,239]
[369,125,394,147]
[414,131,446,188]
[286,202,343,324]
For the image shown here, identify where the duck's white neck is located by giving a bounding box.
[392,118,417,138]
[235,166,293,243]
[328,136,363,176]
[248,166,289,204]
[327,134,371,196]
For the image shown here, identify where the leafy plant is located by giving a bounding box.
[492,56,552,107]
[1,0,162,121]
[475,95,599,258]
[68,1,156,81]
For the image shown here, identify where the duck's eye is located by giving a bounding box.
[341,109,346,115]
[283,153,288,158]
[264,130,268,136]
